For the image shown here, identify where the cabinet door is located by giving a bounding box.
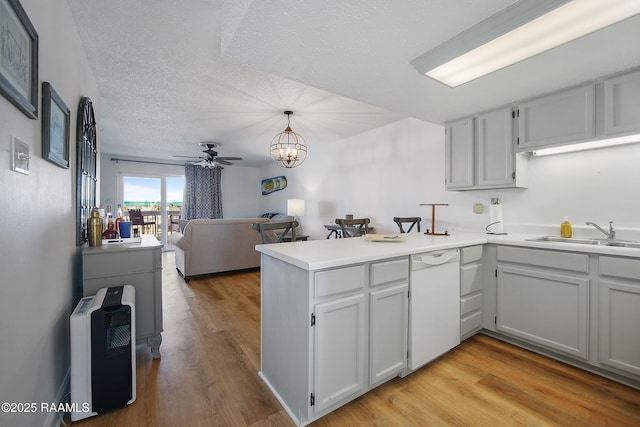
[517,84,595,150]
[598,256,640,377]
[497,265,589,360]
[460,262,482,339]
[445,117,474,189]
[370,283,408,386]
[604,70,640,136]
[477,108,515,187]
[314,293,366,413]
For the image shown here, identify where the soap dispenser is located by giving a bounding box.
[560,216,572,238]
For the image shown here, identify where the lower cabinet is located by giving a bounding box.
[496,246,590,360]
[82,235,164,358]
[312,257,409,416]
[314,293,366,413]
[460,245,483,339]
[598,256,640,377]
[260,255,410,425]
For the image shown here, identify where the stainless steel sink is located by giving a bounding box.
[525,236,607,245]
[526,236,640,248]
[603,241,640,249]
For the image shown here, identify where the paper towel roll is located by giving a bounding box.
[487,204,504,234]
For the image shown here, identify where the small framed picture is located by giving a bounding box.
[11,136,29,174]
[0,0,39,119]
[42,81,70,168]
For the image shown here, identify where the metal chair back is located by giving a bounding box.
[393,217,421,233]
[252,221,299,244]
[335,218,370,238]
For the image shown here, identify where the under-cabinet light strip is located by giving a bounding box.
[531,134,640,156]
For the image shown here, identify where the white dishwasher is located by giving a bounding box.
[408,248,460,371]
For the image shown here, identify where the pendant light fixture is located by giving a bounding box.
[270,111,307,168]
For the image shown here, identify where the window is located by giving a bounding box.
[122,175,185,248]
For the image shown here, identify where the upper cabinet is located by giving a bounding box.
[517,84,595,150]
[444,67,640,191]
[445,107,528,191]
[604,70,640,137]
[445,117,474,189]
[515,68,640,153]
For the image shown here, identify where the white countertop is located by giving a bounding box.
[83,234,162,253]
[256,232,640,270]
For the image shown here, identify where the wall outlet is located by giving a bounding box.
[473,203,484,214]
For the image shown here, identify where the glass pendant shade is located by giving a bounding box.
[270,111,307,168]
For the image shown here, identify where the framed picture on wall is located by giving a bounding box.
[42,82,70,168]
[0,0,39,119]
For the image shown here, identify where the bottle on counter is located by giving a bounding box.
[102,216,119,240]
[115,204,123,234]
[105,205,112,231]
[102,207,119,239]
[560,216,572,238]
[88,207,104,246]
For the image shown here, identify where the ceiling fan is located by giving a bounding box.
[174,142,243,168]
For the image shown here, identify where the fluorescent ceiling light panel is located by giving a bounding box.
[531,134,640,156]
[411,0,640,87]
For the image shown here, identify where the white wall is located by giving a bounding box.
[0,1,100,426]
[99,155,262,219]
[259,117,640,240]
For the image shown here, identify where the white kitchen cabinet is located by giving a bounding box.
[604,70,640,137]
[460,245,483,339]
[369,259,408,386]
[82,235,163,358]
[496,246,590,361]
[445,108,527,191]
[445,117,474,189]
[314,293,366,413]
[370,284,408,385]
[477,108,516,187]
[260,254,410,425]
[598,256,640,377]
[517,84,595,151]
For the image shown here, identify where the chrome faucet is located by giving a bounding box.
[585,220,616,239]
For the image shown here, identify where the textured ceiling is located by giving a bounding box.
[68,0,640,166]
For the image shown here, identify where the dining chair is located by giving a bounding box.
[128,209,157,235]
[252,221,299,244]
[393,217,422,233]
[334,218,370,238]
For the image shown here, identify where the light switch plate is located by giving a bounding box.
[473,203,484,214]
[11,136,30,175]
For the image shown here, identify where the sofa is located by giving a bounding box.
[170,217,271,280]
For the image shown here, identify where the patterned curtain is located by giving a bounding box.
[182,164,223,219]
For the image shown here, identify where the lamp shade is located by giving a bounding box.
[287,199,305,217]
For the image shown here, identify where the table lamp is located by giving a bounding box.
[287,199,305,221]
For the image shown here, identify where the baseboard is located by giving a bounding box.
[42,368,70,427]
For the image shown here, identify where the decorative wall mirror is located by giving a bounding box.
[76,97,97,246]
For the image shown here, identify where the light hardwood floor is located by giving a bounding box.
[71,253,640,426]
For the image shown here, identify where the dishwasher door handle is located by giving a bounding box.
[412,250,458,266]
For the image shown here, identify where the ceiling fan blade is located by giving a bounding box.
[216,157,243,161]
[216,159,233,165]
[174,155,204,159]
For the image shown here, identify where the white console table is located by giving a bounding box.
[82,235,164,358]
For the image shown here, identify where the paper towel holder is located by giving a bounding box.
[419,203,450,236]
[486,198,507,235]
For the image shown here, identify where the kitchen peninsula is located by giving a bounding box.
[256,233,485,426]
[256,233,640,426]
